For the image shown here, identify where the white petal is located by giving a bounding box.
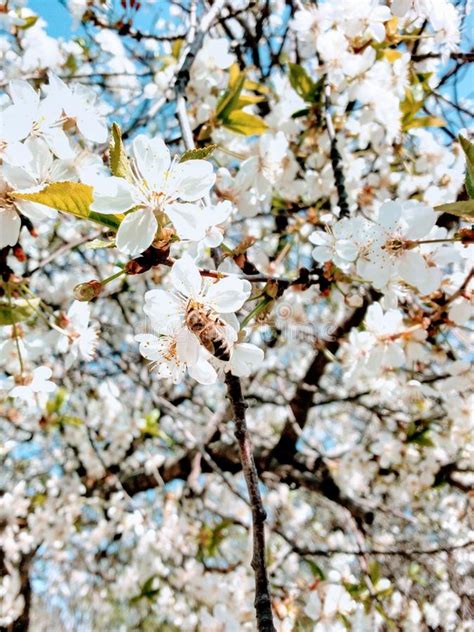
[9,385,31,401]
[335,239,358,262]
[204,227,224,248]
[377,200,401,231]
[391,0,411,17]
[67,301,90,328]
[135,334,164,361]
[24,137,53,180]
[401,201,436,239]
[2,165,37,190]
[309,231,331,246]
[369,22,386,43]
[132,135,170,190]
[171,254,202,299]
[206,276,251,312]
[77,115,108,143]
[212,200,233,223]
[166,202,207,240]
[397,251,426,288]
[176,327,200,365]
[1,141,33,166]
[42,128,75,160]
[188,353,218,384]
[115,208,157,256]
[448,298,471,325]
[230,343,264,377]
[0,209,21,247]
[1,105,34,143]
[168,160,215,202]
[312,245,333,263]
[91,176,138,214]
[14,200,56,222]
[9,80,39,109]
[144,289,183,332]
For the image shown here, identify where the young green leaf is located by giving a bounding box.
[434,200,474,221]
[0,298,40,326]
[288,63,315,101]
[85,238,116,250]
[14,182,123,230]
[223,110,268,136]
[180,144,217,162]
[109,122,133,181]
[216,72,246,121]
[459,135,474,199]
[402,115,445,131]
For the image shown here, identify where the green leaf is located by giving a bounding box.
[459,135,474,199]
[141,409,161,438]
[459,135,474,166]
[369,560,381,585]
[223,110,268,136]
[171,38,184,60]
[46,388,67,415]
[85,238,116,250]
[109,123,133,181]
[65,53,78,74]
[180,144,217,162]
[18,15,38,29]
[288,63,315,101]
[14,182,123,230]
[465,172,474,200]
[291,107,311,119]
[381,49,403,62]
[242,77,270,95]
[434,200,474,221]
[60,415,83,427]
[216,72,246,120]
[407,427,435,447]
[403,115,445,131]
[305,559,325,580]
[0,298,40,326]
[130,575,160,604]
[235,94,266,108]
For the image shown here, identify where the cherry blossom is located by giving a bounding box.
[137,255,258,381]
[91,135,216,255]
[356,200,443,293]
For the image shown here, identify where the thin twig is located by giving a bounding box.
[225,373,276,632]
[324,84,350,217]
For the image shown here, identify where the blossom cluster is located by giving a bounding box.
[0,0,473,630]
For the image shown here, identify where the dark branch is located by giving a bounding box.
[225,373,276,632]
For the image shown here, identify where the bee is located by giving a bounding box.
[185,301,233,362]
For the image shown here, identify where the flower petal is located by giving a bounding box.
[166,202,207,241]
[171,254,202,299]
[91,176,139,214]
[176,327,200,365]
[229,343,264,377]
[188,352,218,385]
[144,289,183,332]
[206,276,251,313]
[2,165,37,190]
[168,160,215,202]
[377,200,401,231]
[0,208,21,248]
[132,135,170,191]
[115,208,157,256]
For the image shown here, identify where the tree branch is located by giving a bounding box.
[225,373,276,632]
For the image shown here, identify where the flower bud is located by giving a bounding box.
[73,280,103,302]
